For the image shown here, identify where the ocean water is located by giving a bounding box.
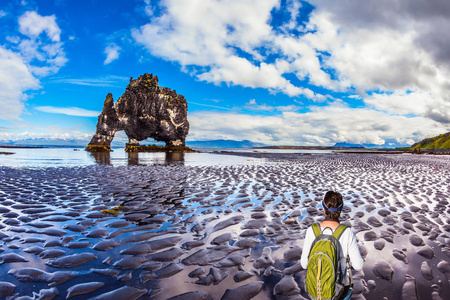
[0,147,336,168]
[0,147,264,167]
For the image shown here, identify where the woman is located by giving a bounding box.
[300,191,364,299]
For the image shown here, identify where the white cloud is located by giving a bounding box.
[0,11,67,121]
[188,104,448,146]
[104,44,120,65]
[35,106,100,117]
[308,0,450,68]
[364,90,450,124]
[245,99,300,112]
[0,47,40,120]
[306,0,450,123]
[132,0,450,133]
[19,11,61,42]
[132,0,328,99]
[16,11,67,76]
[0,10,7,18]
[51,75,128,87]
[0,128,95,142]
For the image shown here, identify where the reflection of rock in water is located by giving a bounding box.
[166,152,185,164]
[89,152,111,164]
[126,152,184,165]
[127,152,139,165]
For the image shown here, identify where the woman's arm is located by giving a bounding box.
[300,226,315,269]
[347,230,364,270]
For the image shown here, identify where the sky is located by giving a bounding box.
[1,0,450,147]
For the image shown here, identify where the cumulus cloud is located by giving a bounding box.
[0,47,40,120]
[309,0,450,68]
[0,10,66,121]
[364,90,450,124]
[306,0,450,124]
[133,0,450,138]
[19,11,61,42]
[35,106,100,117]
[132,0,328,99]
[104,44,120,65]
[16,11,67,76]
[188,105,447,146]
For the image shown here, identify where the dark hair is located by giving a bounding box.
[323,191,343,220]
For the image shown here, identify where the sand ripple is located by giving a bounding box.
[0,153,449,299]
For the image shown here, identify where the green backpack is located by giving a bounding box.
[306,223,348,300]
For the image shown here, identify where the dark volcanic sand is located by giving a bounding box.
[0,153,449,299]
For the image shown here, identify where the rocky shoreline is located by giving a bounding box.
[124,144,195,153]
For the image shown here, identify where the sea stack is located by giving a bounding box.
[86,73,189,152]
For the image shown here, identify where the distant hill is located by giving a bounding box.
[186,139,266,148]
[409,132,450,150]
[333,142,365,148]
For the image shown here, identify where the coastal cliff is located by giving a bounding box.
[86,73,189,152]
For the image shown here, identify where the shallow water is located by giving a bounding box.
[0,150,449,299]
[0,147,270,167]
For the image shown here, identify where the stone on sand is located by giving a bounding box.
[221,281,264,300]
[46,252,97,268]
[253,247,274,268]
[167,291,210,300]
[0,281,16,297]
[393,248,408,264]
[373,260,394,282]
[66,282,104,299]
[87,285,147,300]
[0,253,29,265]
[374,239,385,251]
[409,234,424,247]
[8,268,77,286]
[417,245,435,259]
[212,216,244,233]
[283,246,302,261]
[139,262,184,282]
[273,275,300,296]
[421,261,434,281]
[401,274,418,300]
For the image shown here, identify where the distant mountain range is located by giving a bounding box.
[408,132,450,150]
[333,142,365,148]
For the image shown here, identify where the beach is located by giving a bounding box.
[0,150,449,299]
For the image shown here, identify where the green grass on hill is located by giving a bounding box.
[408,132,450,150]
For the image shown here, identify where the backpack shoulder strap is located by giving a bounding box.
[311,223,321,237]
[333,224,348,240]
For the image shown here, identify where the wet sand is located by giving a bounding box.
[0,153,449,299]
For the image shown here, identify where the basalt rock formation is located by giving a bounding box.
[86,73,189,152]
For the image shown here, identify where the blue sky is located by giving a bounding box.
[1,0,450,147]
